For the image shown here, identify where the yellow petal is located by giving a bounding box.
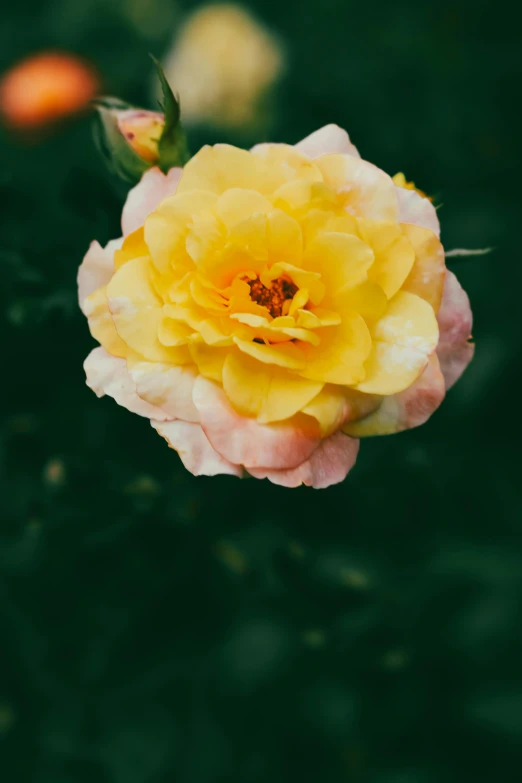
[260,262,325,305]
[333,280,387,322]
[216,188,273,227]
[356,290,439,395]
[190,276,228,312]
[144,190,217,272]
[303,232,374,297]
[251,144,323,191]
[157,316,193,347]
[357,219,415,299]
[266,210,303,266]
[302,385,378,436]
[186,213,224,263]
[197,318,235,346]
[272,180,337,214]
[189,341,230,382]
[345,354,444,437]
[316,154,399,221]
[400,223,446,311]
[230,313,321,346]
[234,337,306,369]
[106,257,178,362]
[299,312,372,385]
[227,213,268,261]
[304,308,343,327]
[114,228,149,270]
[223,352,323,422]
[84,286,127,358]
[202,244,263,288]
[176,144,268,195]
[289,288,309,315]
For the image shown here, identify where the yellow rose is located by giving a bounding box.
[161,4,284,128]
[78,125,474,488]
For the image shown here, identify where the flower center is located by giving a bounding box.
[248,276,298,318]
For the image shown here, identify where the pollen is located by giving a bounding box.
[248,276,298,318]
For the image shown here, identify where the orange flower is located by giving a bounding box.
[0,52,99,129]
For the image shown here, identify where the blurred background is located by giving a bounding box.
[1,1,521,781]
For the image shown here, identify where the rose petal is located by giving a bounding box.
[356,291,439,396]
[192,376,320,470]
[344,353,445,437]
[395,186,440,237]
[317,154,399,222]
[401,223,446,311]
[128,362,199,422]
[77,238,122,313]
[294,124,360,159]
[122,166,182,236]
[248,431,359,489]
[151,420,243,477]
[84,347,169,420]
[436,270,474,388]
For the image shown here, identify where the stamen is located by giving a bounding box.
[248,276,298,318]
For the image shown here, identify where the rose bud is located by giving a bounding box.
[94,62,188,184]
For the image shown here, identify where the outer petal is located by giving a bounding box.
[78,238,122,313]
[176,144,268,195]
[128,361,199,422]
[294,124,360,159]
[106,256,186,363]
[248,431,359,489]
[303,385,379,437]
[344,354,445,437]
[436,270,474,388]
[357,219,415,300]
[152,420,243,477]
[395,186,440,237]
[222,352,322,423]
[316,154,399,222]
[84,286,127,358]
[84,347,169,420]
[356,291,439,395]
[192,376,320,470]
[401,223,446,311]
[121,166,182,236]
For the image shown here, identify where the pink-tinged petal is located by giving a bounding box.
[128,362,199,422]
[396,186,440,237]
[293,124,360,159]
[84,347,169,420]
[151,420,243,477]
[77,237,122,313]
[344,354,445,437]
[436,270,474,389]
[192,376,321,470]
[249,431,359,489]
[121,166,182,236]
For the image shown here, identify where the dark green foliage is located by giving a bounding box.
[1,1,521,782]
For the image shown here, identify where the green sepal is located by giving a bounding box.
[150,55,190,171]
[92,97,150,185]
